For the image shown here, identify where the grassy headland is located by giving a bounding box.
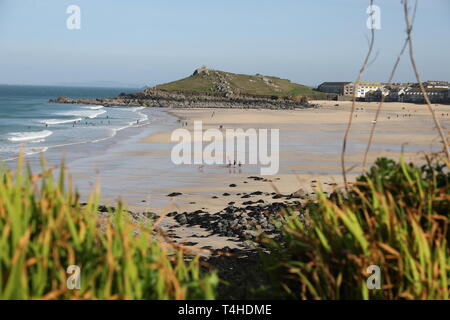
[50,67,328,107]
[154,67,325,99]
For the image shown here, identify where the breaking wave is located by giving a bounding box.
[7,130,53,142]
[38,118,83,125]
[56,110,107,119]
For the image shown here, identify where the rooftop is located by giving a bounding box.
[406,88,448,93]
[319,82,351,86]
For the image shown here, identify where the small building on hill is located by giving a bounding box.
[193,66,210,76]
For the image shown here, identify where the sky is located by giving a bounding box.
[0,0,449,88]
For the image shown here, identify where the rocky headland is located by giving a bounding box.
[50,67,324,109]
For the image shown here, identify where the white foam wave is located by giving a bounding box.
[25,147,48,156]
[30,139,46,144]
[91,128,118,143]
[7,130,53,142]
[117,123,134,132]
[56,110,106,119]
[127,107,146,112]
[38,118,83,125]
[137,111,149,122]
[81,105,104,110]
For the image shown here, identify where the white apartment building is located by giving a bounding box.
[352,82,383,98]
[317,82,380,98]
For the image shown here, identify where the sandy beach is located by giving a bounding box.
[7,100,444,252]
[21,100,443,250]
[142,100,448,210]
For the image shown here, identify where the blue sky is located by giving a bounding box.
[0,0,449,87]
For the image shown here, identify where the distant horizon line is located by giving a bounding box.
[0,83,145,89]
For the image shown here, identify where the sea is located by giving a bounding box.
[0,85,148,161]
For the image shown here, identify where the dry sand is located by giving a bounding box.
[137,102,449,213]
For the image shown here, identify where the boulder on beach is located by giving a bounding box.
[167,192,183,197]
[291,188,308,199]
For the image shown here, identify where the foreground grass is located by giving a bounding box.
[261,156,450,300]
[1,154,448,300]
[0,156,218,300]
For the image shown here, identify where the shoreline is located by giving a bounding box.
[1,104,150,163]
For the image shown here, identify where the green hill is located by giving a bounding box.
[154,66,324,98]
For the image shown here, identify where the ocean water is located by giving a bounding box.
[0,85,147,160]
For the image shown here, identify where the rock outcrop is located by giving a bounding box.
[193,65,210,76]
[50,67,316,109]
[50,88,313,109]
